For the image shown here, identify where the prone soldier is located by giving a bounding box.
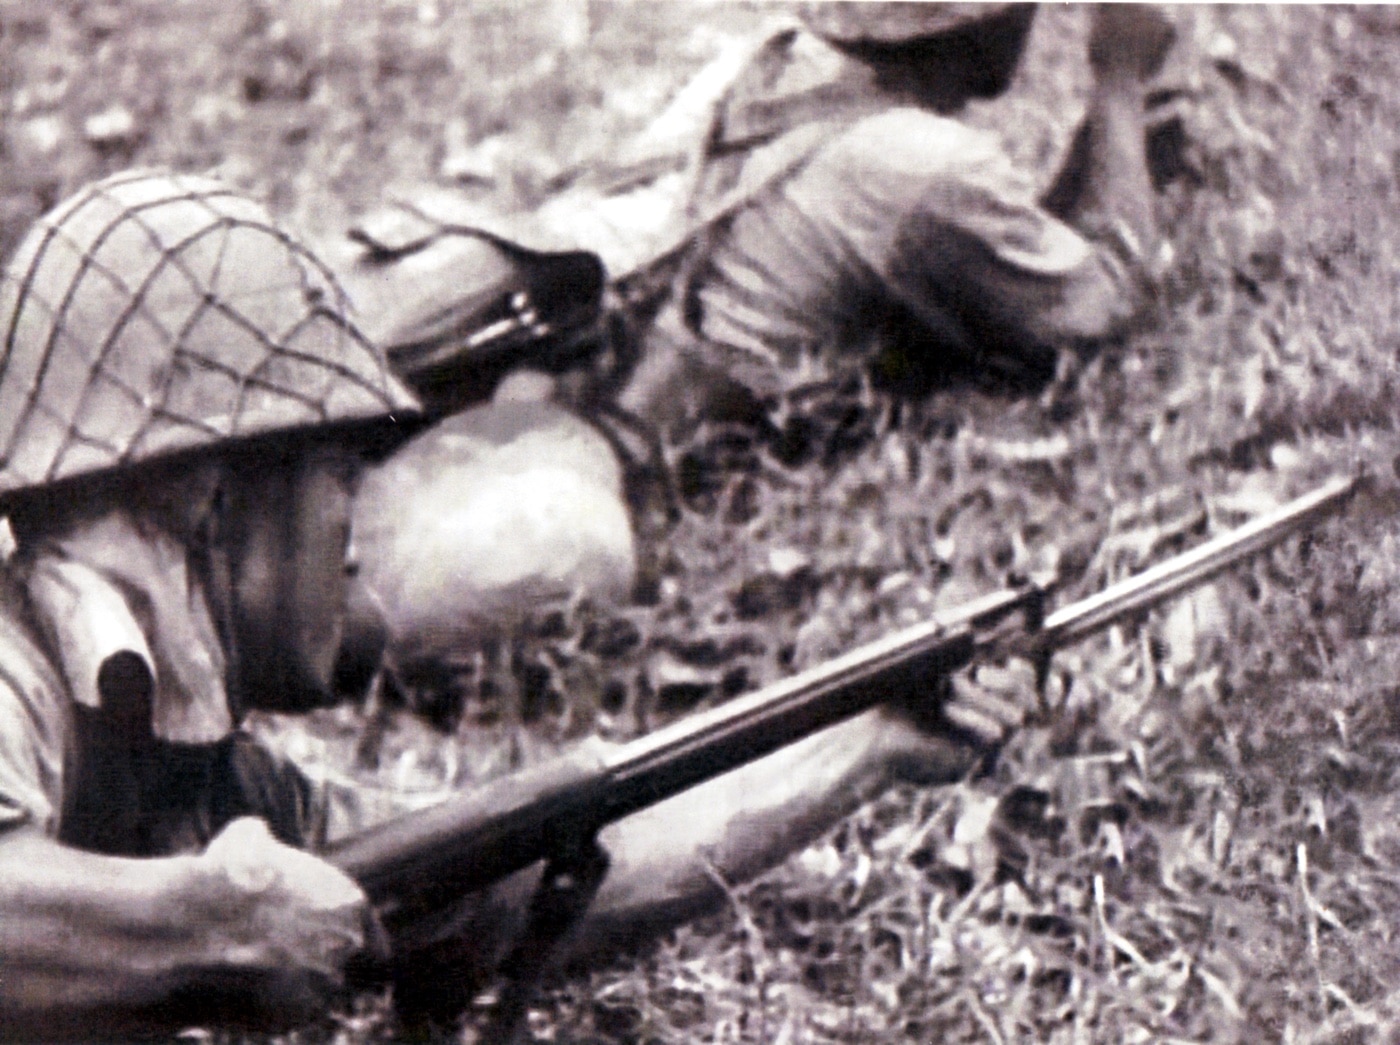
[0,170,1023,1040]
[615,1,1177,437]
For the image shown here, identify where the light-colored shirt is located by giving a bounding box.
[683,105,1144,394]
[658,26,1148,396]
[0,512,233,836]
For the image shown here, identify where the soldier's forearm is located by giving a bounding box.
[1072,70,1158,258]
[555,708,975,966]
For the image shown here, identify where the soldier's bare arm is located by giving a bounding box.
[1058,4,1175,261]
[567,708,974,953]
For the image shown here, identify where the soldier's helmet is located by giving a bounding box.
[0,169,419,505]
[797,2,1030,46]
[800,2,1036,103]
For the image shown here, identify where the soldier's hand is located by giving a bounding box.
[1088,4,1176,82]
[194,817,374,1029]
[878,662,1036,786]
[942,662,1037,748]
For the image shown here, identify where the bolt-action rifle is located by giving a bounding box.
[326,472,1358,1032]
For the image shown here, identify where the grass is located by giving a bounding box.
[8,2,1400,1042]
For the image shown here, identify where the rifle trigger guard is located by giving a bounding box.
[485,834,611,1043]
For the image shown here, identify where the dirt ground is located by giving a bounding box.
[8,3,1400,1043]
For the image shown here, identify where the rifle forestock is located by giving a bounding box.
[325,473,1359,922]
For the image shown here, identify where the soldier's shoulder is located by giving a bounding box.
[0,569,65,706]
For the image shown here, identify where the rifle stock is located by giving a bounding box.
[325,473,1359,927]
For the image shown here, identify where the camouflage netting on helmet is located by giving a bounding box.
[0,169,419,500]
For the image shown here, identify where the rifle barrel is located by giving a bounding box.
[328,584,1039,913]
[597,583,1039,819]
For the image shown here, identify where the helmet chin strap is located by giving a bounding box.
[189,467,246,721]
[205,451,339,717]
